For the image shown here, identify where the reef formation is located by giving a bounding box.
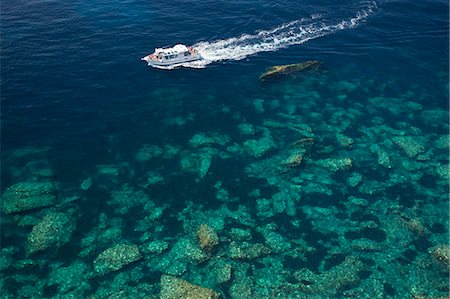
[259,61,322,82]
[1,66,448,298]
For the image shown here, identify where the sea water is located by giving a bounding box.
[1,0,448,297]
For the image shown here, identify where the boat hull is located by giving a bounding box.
[143,55,202,68]
[141,43,203,69]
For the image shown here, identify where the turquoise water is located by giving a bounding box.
[1,0,449,297]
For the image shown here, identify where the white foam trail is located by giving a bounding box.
[178,1,377,69]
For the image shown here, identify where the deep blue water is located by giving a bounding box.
[1,0,449,297]
[2,0,447,152]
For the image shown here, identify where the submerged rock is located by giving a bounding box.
[392,135,424,158]
[109,184,150,214]
[96,164,121,176]
[243,128,277,158]
[1,181,58,214]
[47,261,91,294]
[150,237,208,275]
[93,244,141,276]
[144,171,165,186]
[238,123,256,136]
[430,244,450,271]
[10,146,50,159]
[135,144,164,162]
[259,61,321,82]
[253,98,265,113]
[188,132,230,148]
[294,256,364,296]
[208,259,233,284]
[281,149,306,169]
[197,224,219,252]
[347,172,363,187]
[336,133,354,147]
[141,240,169,255]
[180,148,217,179]
[0,247,17,271]
[80,177,93,191]
[26,212,76,255]
[173,237,209,264]
[228,241,272,260]
[316,157,353,172]
[160,275,220,299]
[369,143,391,168]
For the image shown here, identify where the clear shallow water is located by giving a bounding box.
[1,0,449,298]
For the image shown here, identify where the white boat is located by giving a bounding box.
[141,44,202,68]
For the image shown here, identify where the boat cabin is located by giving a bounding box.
[155,44,195,60]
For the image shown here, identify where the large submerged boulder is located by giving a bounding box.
[26,212,76,255]
[1,181,58,214]
[93,244,141,276]
[160,275,220,299]
[259,61,321,82]
[243,128,277,158]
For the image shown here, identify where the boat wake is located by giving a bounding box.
[172,1,378,69]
